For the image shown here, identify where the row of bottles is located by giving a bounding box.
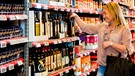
[0,21,23,40]
[0,44,24,65]
[0,3,24,14]
[34,11,75,39]
[76,0,102,10]
[29,42,74,76]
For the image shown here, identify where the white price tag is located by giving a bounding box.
[35,43,41,48]
[60,8,64,11]
[67,39,71,42]
[43,5,48,9]
[15,15,21,20]
[53,40,58,44]
[90,11,92,14]
[65,69,69,73]
[87,52,90,55]
[84,53,87,56]
[54,7,58,11]
[84,73,87,76]
[20,38,28,43]
[0,41,7,48]
[0,67,7,73]
[73,66,76,70]
[57,40,62,44]
[36,4,41,8]
[87,72,90,75]
[76,9,78,13]
[75,37,80,40]
[80,9,83,13]
[93,50,96,53]
[62,39,67,42]
[44,42,49,46]
[80,54,83,57]
[9,15,16,20]
[10,39,20,45]
[66,8,70,12]
[23,15,28,19]
[59,72,63,76]
[0,15,7,21]
[8,64,14,70]
[71,9,74,12]
[95,11,98,14]
[17,60,23,66]
[92,69,96,72]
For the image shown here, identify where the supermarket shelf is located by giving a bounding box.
[29,2,101,14]
[0,37,28,48]
[80,62,98,76]
[76,50,97,57]
[0,58,24,74]
[49,65,75,76]
[124,15,135,18]
[31,36,80,47]
[0,14,28,21]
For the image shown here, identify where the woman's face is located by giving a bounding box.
[102,9,114,23]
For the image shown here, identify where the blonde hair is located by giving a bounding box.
[102,2,127,27]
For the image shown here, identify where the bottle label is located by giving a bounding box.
[62,57,65,66]
[50,55,53,70]
[53,54,57,69]
[65,56,69,64]
[57,53,62,68]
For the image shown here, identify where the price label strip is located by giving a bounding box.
[9,39,20,45]
[20,38,28,43]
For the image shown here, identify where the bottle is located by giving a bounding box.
[65,47,70,67]
[66,13,75,37]
[67,42,74,66]
[47,46,53,72]
[51,48,57,71]
[59,13,66,38]
[61,46,66,68]
[47,12,52,39]
[34,11,40,36]
[51,12,59,38]
[55,48,62,70]
[41,11,46,35]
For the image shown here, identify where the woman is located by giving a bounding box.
[70,1,132,76]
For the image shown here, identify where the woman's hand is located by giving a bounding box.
[69,12,78,18]
[102,41,112,49]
